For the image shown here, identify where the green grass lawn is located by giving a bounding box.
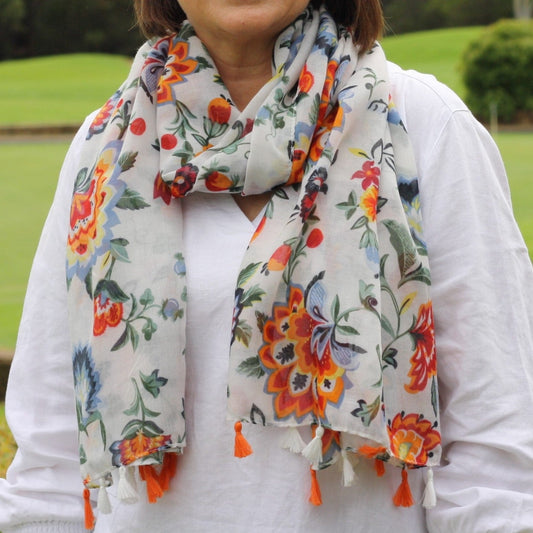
[0,142,70,350]
[382,26,484,98]
[0,54,132,125]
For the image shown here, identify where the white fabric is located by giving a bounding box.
[1,63,532,533]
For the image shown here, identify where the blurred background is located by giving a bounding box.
[1,0,532,476]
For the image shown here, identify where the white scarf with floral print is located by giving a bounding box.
[67,6,440,504]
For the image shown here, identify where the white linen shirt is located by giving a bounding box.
[1,63,532,533]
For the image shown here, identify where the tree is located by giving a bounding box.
[462,19,533,122]
[514,0,532,19]
[0,0,25,58]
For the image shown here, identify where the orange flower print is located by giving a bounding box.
[288,149,307,186]
[250,215,267,243]
[405,302,436,394]
[93,293,123,336]
[388,412,440,466]
[352,160,380,190]
[205,170,233,191]
[259,283,347,421]
[208,97,232,124]
[267,244,292,271]
[67,141,125,281]
[317,59,338,124]
[157,40,198,104]
[299,65,314,93]
[110,431,172,467]
[87,90,121,139]
[360,185,378,222]
[153,172,172,205]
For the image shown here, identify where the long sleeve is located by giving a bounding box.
[391,65,533,532]
[0,119,94,533]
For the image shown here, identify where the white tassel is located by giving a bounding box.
[97,486,112,515]
[117,466,139,504]
[281,427,307,454]
[301,425,324,469]
[422,468,437,509]
[341,450,359,487]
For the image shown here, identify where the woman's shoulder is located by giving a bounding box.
[386,60,473,138]
[387,61,468,115]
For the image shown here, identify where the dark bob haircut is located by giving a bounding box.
[133,1,384,53]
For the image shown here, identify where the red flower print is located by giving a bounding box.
[299,65,314,93]
[208,97,232,124]
[300,167,328,222]
[360,185,378,222]
[388,412,440,466]
[306,228,324,248]
[110,431,172,467]
[170,164,198,198]
[205,170,233,191]
[267,244,292,271]
[93,293,123,336]
[130,118,146,136]
[160,134,178,150]
[405,302,436,393]
[352,160,380,190]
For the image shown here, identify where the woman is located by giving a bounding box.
[1,1,532,531]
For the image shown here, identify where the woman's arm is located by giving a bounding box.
[392,66,533,532]
[0,117,96,533]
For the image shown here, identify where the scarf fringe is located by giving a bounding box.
[309,468,322,506]
[281,427,307,454]
[393,469,414,508]
[301,425,324,469]
[83,488,95,531]
[374,458,386,477]
[139,465,164,503]
[234,421,253,458]
[422,467,437,509]
[340,450,358,487]
[117,465,139,503]
[97,485,112,515]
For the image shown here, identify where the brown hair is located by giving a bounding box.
[134,1,384,53]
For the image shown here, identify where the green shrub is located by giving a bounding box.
[462,19,533,123]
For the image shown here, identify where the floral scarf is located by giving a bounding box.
[67,6,440,521]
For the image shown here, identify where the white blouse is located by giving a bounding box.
[1,63,532,533]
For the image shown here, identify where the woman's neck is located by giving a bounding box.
[199,34,275,110]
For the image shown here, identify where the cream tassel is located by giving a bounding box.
[301,425,324,469]
[341,450,359,487]
[422,468,437,509]
[117,466,139,504]
[97,485,112,515]
[281,427,307,454]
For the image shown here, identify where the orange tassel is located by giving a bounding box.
[374,458,385,477]
[158,452,178,491]
[393,469,414,507]
[139,465,164,503]
[309,468,322,506]
[83,488,95,530]
[358,445,387,459]
[234,421,253,458]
